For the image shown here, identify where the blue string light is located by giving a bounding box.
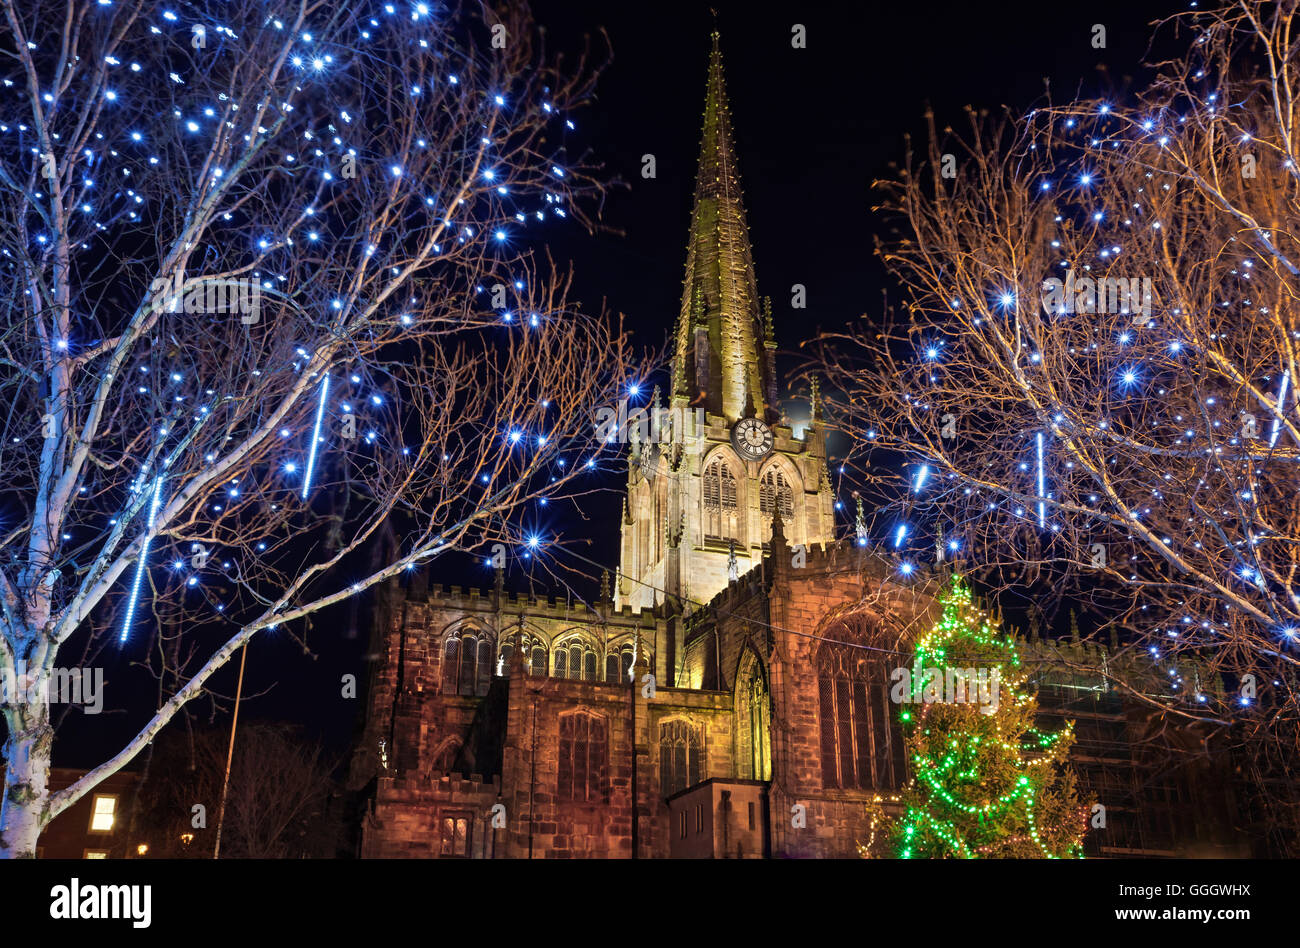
[1269,369,1290,447]
[302,375,329,500]
[1036,431,1046,528]
[121,475,164,644]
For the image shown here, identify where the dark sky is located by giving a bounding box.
[58,0,1176,765]
[535,0,1167,352]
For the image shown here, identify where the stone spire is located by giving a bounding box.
[671,31,769,424]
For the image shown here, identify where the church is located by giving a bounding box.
[347,35,1251,859]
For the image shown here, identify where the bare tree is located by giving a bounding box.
[0,0,632,858]
[809,0,1300,838]
[134,722,337,859]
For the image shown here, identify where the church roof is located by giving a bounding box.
[671,32,771,424]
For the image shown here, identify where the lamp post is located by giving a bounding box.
[211,641,248,859]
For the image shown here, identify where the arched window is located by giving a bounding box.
[659,720,705,796]
[442,629,493,696]
[702,457,739,543]
[735,651,771,780]
[759,467,795,520]
[604,643,637,684]
[557,711,608,803]
[433,740,462,774]
[554,638,597,681]
[816,618,906,790]
[499,631,548,679]
[655,479,668,563]
[638,483,652,569]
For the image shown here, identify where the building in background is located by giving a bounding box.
[4,767,144,859]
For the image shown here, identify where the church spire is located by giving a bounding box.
[672,31,769,424]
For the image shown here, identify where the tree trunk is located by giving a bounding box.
[0,704,53,859]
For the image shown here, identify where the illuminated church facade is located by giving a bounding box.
[348,35,1249,859]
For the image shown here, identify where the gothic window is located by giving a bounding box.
[816,625,906,790]
[439,811,471,857]
[557,712,608,803]
[433,740,461,774]
[555,639,597,680]
[659,720,705,796]
[442,637,459,693]
[735,652,771,781]
[605,639,631,686]
[605,643,637,684]
[442,629,493,696]
[603,643,638,684]
[759,467,795,520]
[498,632,548,679]
[703,457,740,543]
[653,480,665,563]
[638,485,652,569]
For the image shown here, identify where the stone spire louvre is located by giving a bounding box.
[671,31,768,424]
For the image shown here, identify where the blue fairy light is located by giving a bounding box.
[121,475,164,643]
[301,375,329,500]
[1036,431,1046,528]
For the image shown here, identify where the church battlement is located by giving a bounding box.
[405,578,663,626]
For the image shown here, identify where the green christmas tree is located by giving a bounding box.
[891,576,1089,858]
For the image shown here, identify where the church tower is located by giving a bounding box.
[616,33,836,615]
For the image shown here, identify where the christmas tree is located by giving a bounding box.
[892,576,1089,858]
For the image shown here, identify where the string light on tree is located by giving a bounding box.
[891,577,1089,859]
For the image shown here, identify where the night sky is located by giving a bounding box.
[60,0,1176,765]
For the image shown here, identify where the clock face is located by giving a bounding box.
[731,417,774,461]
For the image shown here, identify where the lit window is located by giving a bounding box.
[703,458,740,543]
[442,629,493,696]
[84,850,109,859]
[554,639,597,681]
[659,720,705,796]
[439,813,471,858]
[89,794,117,833]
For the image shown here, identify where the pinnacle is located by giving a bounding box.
[671,32,768,425]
